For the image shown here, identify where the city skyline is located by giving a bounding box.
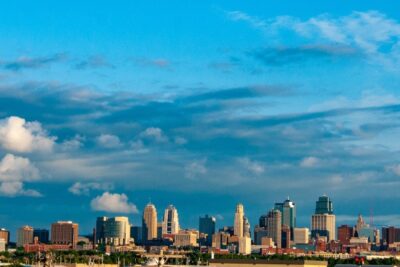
[1,0,400,240]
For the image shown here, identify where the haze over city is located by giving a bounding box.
[1,0,400,239]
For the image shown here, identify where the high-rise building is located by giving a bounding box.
[142,203,157,242]
[254,226,269,245]
[174,229,199,247]
[281,225,291,248]
[33,229,49,244]
[243,216,251,238]
[96,216,131,245]
[293,227,309,244]
[266,209,282,248]
[234,203,244,237]
[382,226,400,244]
[337,225,353,245]
[238,236,251,255]
[0,229,10,245]
[17,225,34,247]
[162,205,180,235]
[315,195,333,214]
[311,214,336,241]
[274,197,296,228]
[130,226,142,245]
[355,214,367,233]
[199,215,216,246]
[51,221,79,247]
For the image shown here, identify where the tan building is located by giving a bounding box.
[0,228,9,245]
[267,209,282,248]
[17,225,34,247]
[261,236,274,247]
[142,203,158,241]
[0,238,6,252]
[51,221,79,247]
[212,232,230,249]
[174,229,198,247]
[311,214,335,241]
[234,203,244,238]
[294,227,309,244]
[238,236,251,255]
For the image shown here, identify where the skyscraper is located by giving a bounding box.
[234,203,244,237]
[243,216,251,238]
[162,205,180,235]
[142,203,158,242]
[96,216,131,245]
[130,226,142,245]
[266,209,282,248]
[199,214,216,246]
[0,229,10,245]
[315,195,333,214]
[33,229,49,244]
[51,221,79,247]
[311,195,336,241]
[274,197,296,228]
[17,225,33,247]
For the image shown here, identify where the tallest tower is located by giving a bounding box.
[142,203,158,242]
[234,203,244,237]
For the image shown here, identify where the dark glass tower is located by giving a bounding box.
[315,195,333,214]
[199,214,216,246]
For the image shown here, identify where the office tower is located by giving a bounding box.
[243,216,251,238]
[315,195,333,214]
[33,229,49,243]
[142,203,158,242]
[311,214,336,241]
[212,232,230,249]
[162,205,180,235]
[199,214,216,246]
[281,225,291,248]
[95,217,107,243]
[266,209,282,248]
[96,216,131,245]
[293,227,309,244]
[157,222,163,239]
[17,225,34,247]
[259,214,268,228]
[130,226,142,245]
[51,221,79,247]
[382,226,400,244]
[0,229,10,245]
[254,226,269,245]
[356,214,367,233]
[274,197,296,228]
[234,203,244,237]
[338,225,354,245]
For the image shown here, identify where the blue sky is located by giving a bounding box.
[1,0,400,240]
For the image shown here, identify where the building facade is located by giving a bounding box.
[275,198,296,229]
[199,214,216,246]
[234,203,244,238]
[17,225,34,247]
[311,214,336,241]
[162,205,180,235]
[142,203,158,242]
[267,209,282,248]
[96,216,131,245]
[50,221,79,247]
[33,229,49,244]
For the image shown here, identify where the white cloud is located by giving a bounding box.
[174,136,187,145]
[185,159,207,179]
[386,164,400,176]
[68,182,113,196]
[90,192,138,213]
[300,156,319,168]
[140,127,168,142]
[0,154,41,197]
[61,135,85,151]
[0,116,56,153]
[238,157,265,175]
[0,181,42,197]
[96,134,122,148]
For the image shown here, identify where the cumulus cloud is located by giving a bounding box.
[96,134,122,148]
[300,156,319,168]
[140,127,168,142]
[0,116,56,153]
[68,182,114,196]
[90,192,138,213]
[238,157,265,175]
[0,154,41,197]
